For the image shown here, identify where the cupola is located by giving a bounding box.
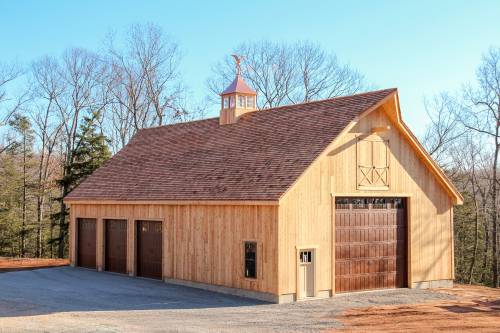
[219,55,257,125]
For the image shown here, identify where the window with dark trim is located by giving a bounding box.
[244,242,257,279]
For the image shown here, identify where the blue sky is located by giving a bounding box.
[1,1,499,136]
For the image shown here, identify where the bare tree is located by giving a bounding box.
[105,23,186,151]
[0,62,23,120]
[107,38,148,135]
[30,56,64,257]
[422,93,464,167]
[294,41,364,102]
[460,47,500,287]
[0,62,27,154]
[207,40,365,109]
[451,136,490,283]
[133,24,186,126]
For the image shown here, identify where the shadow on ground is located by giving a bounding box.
[0,266,266,317]
[438,299,500,313]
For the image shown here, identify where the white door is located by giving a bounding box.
[299,250,315,298]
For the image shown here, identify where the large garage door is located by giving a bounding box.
[136,220,162,279]
[77,218,96,269]
[335,198,407,293]
[105,219,127,274]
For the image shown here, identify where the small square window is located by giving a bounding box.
[300,250,312,263]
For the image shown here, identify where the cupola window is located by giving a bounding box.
[238,95,246,108]
[246,96,255,108]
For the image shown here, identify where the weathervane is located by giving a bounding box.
[231,54,244,75]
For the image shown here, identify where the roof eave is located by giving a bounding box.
[64,198,280,206]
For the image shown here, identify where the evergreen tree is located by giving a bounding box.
[51,111,111,257]
[0,154,23,256]
[65,111,111,188]
[8,115,35,257]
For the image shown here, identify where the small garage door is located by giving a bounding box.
[335,198,407,293]
[77,218,96,269]
[105,219,127,274]
[136,220,162,279]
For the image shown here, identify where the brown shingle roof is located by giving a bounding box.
[65,88,396,202]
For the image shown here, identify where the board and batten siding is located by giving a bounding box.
[278,104,453,296]
[69,203,279,295]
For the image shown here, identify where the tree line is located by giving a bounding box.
[0,23,364,260]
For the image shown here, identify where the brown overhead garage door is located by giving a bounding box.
[77,218,96,269]
[105,219,127,274]
[136,220,162,279]
[335,198,407,293]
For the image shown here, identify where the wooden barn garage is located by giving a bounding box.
[64,73,463,303]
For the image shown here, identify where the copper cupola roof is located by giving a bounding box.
[221,74,257,95]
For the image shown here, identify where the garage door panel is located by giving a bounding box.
[77,218,96,269]
[337,257,400,276]
[105,219,127,274]
[335,198,407,293]
[136,220,162,280]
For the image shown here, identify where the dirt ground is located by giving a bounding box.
[0,257,69,272]
[333,284,500,332]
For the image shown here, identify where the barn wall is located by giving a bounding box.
[69,203,279,295]
[278,105,454,295]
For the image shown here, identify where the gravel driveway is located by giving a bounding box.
[0,267,455,332]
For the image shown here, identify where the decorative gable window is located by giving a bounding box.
[356,136,390,190]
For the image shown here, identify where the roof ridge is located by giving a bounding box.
[138,88,397,132]
[139,116,219,131]
[259,88,397,113]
